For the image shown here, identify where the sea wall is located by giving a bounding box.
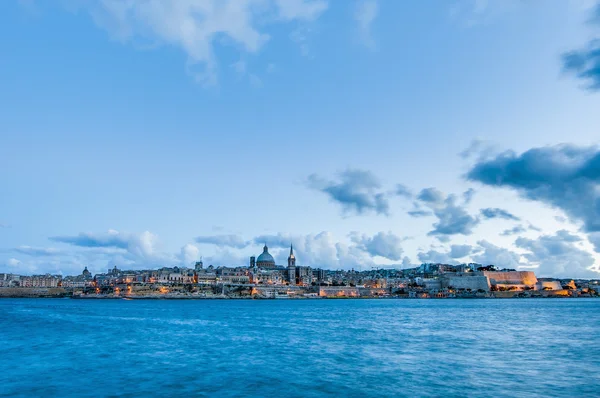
[318,286,359,297]
[0,287,68,298]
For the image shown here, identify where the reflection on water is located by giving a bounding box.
[1,299,599,397]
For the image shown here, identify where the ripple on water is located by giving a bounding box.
[0,298,599,397]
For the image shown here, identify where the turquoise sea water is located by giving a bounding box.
[1,298,599,397]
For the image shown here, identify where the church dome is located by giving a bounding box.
[256,245,275,265]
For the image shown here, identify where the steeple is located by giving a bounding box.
[287,243,296,268]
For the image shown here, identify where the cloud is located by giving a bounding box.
[354,0,378,49]
[249,230,410,268]
[562,4,600,91]
[253,231,367,269]
[0,222,9,228]
[480,207,520,221]
[416,189,480,237]
[467,144,600,249]
[500,225,527,236]
[6,258,21,268]
[195,234,250,249]
[180,244,200,265]
[407,209,433,218]
[416,240,522,268]
[308,169,390,216]
[418,249,454,264]
[459,139,499,160]
[49,229,171,269]
[449,244,473,259]
[395,184,413,199]
[589,232,600,252]
[515,230,599,278]
[50,230,130,249]
[74,0,328,85]
[562,39,600,91]
[471,240,524,269]
[417,187,445,205]
[14,246,62,257]
[463,188,476,204]
[350,231,404,261]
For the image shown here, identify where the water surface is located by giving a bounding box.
[1,298,599,397]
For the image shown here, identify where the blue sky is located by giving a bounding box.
[1,0,600,278]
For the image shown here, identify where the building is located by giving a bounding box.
[287,244,296,285]
[256,244,276,269]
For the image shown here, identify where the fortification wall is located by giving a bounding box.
[536,281,563,291]
[482,271,538,286]
[441,275,491,291]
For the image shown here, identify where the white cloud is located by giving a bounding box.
[75,0,328,84]
[180,243,200,265]
[7,258,21,268]
[354,0,378,49]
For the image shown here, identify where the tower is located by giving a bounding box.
[287,243,296,285]
[287,244,296,267]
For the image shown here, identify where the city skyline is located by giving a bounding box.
[2,1,600,278]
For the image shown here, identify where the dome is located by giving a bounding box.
[256,245,275,265]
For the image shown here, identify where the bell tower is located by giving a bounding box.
[287,243,296,285]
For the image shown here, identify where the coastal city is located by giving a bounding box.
[1,244,598,299]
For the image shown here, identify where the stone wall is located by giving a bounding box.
[536,280,563,291]
[441,274,491,291]
[482,271,538,287]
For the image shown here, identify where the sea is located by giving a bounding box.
[1,298,599,397]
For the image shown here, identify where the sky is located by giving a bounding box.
[1,0,600,278]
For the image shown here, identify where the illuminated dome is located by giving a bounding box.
[256,245,276,267]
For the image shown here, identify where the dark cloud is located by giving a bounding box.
[195,234,250,249]
[563,39,600,91]
[589,232,600,253]
[350,231,404,261]
[429,197,480,236]
[407,209,433,218]
[415,188,480,237]
[500,225,527,236]
[562,4,600,90]
[515,230,597,278]
[417,187,445,205]
[467,144,600,247]
[480,207,520,221]
[308,169,390,216]
[449,244,472,259]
